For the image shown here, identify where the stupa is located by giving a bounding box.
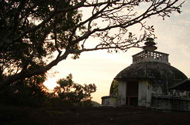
[102,38,190,111]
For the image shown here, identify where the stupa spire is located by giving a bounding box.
[143,38,157,51]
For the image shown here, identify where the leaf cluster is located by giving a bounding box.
[52,74,96,106]
[0,0,83,79]
[0,74,48,107]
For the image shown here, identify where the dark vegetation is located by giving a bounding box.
[1,105,190,125]
[0,74,96,107]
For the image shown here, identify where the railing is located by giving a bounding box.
[132,50,169,64]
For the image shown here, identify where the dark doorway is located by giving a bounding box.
[126,81,138,106]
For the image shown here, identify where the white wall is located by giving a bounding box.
[102,97,117,106]
[118,81,126,105]
[117,79,153,107]
[138,80,152,107]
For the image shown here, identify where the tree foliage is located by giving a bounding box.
[0,73,96,107]
[51,74,96,106]
[0,74,48,106]
[0,0,184,89]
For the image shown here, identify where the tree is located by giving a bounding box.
[0,0,184,89]
[0,74,48,106]
[52,74,96,106]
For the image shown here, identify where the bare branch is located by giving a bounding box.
[0,0,184,89]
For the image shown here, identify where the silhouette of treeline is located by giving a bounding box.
[0,74,96,107]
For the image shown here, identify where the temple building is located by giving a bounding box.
[102,38,190,111]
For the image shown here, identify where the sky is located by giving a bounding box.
[44,1,190,104]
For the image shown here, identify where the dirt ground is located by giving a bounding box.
[1,106,190,125]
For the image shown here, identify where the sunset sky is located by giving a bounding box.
[44,1,190,103]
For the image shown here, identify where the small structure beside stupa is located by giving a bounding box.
[102,38,190,111]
